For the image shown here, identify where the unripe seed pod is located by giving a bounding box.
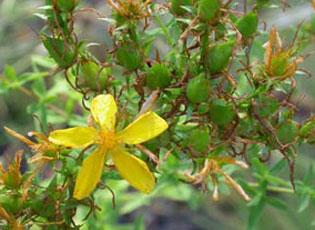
[235,12,258,38]
[116,44,143,71]
[209,99,235,126]
[186,74,211,103]
[208,39,235,74]
[198,0,221,22]
[146,63,172,89]
[56,0,78,12]
[79,60,111,91]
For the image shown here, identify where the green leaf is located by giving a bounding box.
[300,120,315,143]
[247,144,261,159]
[198,0,221,22]
[235,74,255,97]
[134,215,145,230]
[298,195,310,213]
[276,120,299,144]
[236,12,258,38]
[303,165,314,184]
[270,159,286,175]
[266,196,287,210]
[120,195,150,214]
[256,95,279,117]
[248,196,265,230]
[42,35,76,68]
[171,0,192,15]
[266,175,289,187]
[251,158,268,176]
[187,126,210,152]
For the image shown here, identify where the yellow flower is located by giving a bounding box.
[48,94,168,200]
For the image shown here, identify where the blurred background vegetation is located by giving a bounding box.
[1,0,315,229]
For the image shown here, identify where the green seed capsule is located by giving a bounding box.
[42,35,76,68]
[186,74,211,103]
[171,0,192,15]
[146,63,172,89]
[116,44,143,71]
[208,40,235,73]
[209,99,235,126]
[198,0,221,22]
[277,120,299,144]
[189,127,210,152]
[56,0,77,12]
[235,12,258,38]
[79,60,111,91]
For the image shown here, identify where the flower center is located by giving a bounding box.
[99,130,117,149]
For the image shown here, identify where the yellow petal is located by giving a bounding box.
[111,147,155,193]
[49,127,98,148]
[91,94,117,130]
[117,111,168,144]
[73,147,106,200]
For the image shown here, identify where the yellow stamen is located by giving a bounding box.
[98,130,117,149]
